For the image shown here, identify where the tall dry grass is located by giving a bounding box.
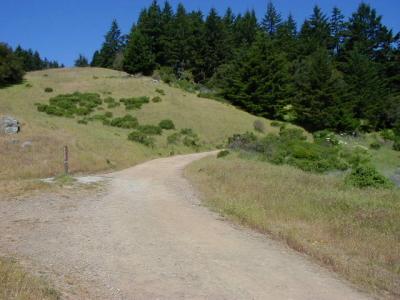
[186,155,400,299]
[0,258,59,300]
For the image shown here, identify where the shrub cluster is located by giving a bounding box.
[36,92,102,117]
[152,96,162,103]
[155,88,165,95]
[109,115,138,129]
[181,128,200,148]
[345,165,393,188]
[229,128,348,173]
[159,119,175,130]
[128,131,154,147]
[217,150,230,158]
[137,124,162,135]
[393,138,400,151]
[44,87,53,93]
[120,96,149,110]
[104,97,120,108]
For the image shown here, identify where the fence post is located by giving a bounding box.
[63,145,69,175]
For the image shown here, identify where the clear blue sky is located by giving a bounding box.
[1,0,399,66]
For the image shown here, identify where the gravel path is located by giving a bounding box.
[0,152,372,299]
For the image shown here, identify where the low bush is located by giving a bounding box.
[109,115,138,129]
[103,97,115,103]
[25,83,32,88]
[77,119,88,125]
[393,138,400,151]
[253,120,265,133]
[380,129,396,141]
[217,150,230,158]
[183,135,200,148]
[128,131,154,147]
[120,96,149,110]
[44,87,53,93]
[152,96,162,103]
[345,165,393,189]
[104,111,113,118]
[313,130,339,146]
[155,88,165,95]
[167,132,181,145]
[228,127,364,173]
[137,124,162,135]
[107,102,120,108]
[369,141,381,150]
[159,119,175,130]
[270,121,282,127]
[37,92,102,117]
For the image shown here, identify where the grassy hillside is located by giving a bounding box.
[0,67,281,180]
[186,154,400,299]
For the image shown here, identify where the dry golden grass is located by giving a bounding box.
[0,67,284,181]
[186,154,400,299]
[0,257,59,300]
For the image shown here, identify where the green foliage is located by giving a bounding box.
[152,96,162,103]
[36,92,102,117]
[167,132,181,145]
[393,138,400,151]
[44,87,53,93]
[120,96,149,110]
[137,124,162,135]
[128,131,154,147]
[155,88,165,95]
[109,115,138,129]
[270,121,282,127]
[313,130,339,146]
[380,129,396,141]
[345,165,393,189]
[180,128,195,136]
[217,150,230,158]
[183,135,200,148]
[369,141,381,150]
[158,119,175,130]
[0,43,24,86]
[74,54,89,67]
[227,128,367,173]
[253,120,265,133]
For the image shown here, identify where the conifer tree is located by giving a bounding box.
[123,29,155,75]
[0,43,24,86]
[261,1,282,36]
[97,20,123,68]
[330,7,346,55]
[74,54,89,67]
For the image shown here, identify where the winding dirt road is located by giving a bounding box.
[0,152,371,299]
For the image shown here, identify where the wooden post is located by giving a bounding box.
[63,145,69,175]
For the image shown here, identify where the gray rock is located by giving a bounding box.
[0,116,20,135]
[21,141,33,149]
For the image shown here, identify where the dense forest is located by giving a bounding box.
[0,43,62,86]
[90,1,400,133]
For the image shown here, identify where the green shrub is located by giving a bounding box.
[345,165,393,189]
[167,132,181,145]
[120,96,149,110]
[77,119,88,125]
[25,83,32,88]
[102,119,111,126]
[137,125,162,135]
[279,128,307,141]
[253,120,265,133]
[183,135,200,148]
[107,102,120,108]
[104,111,113,118]
[270,121,282,127]
[92,114,108,122]
[159,119,175,130]
[370,141,381,150]
[152,96,162,103]
[393,138,400,151]
[155,88,165,95]
[44,87,53,93]
[37,92,102,117]
[104,97,115,103]
[217,150,230,158]
[380,129,396,141]
[180,128,195,136]
[110,115,138,129]
[313,130,339,146]
[128,131,154,147]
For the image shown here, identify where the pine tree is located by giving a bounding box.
[74,54,89,67]
[293,48,355,131]
[158,1,175,66]
[97,19,123,68]
[0,43,24,86]
[330,7,346,55]
[123,29,156,75]
[233,10,258,47]
[276,14,298,60]
[261,1,282,36]
[299,6,331,55]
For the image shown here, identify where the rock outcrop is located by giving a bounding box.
[0,116,20,134]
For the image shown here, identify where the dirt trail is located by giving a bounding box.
[0,152,372,299]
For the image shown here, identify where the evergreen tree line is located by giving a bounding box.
[91,1,400,133]
[0,42,63,86]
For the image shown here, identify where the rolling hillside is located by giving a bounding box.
[0,67,281,180]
